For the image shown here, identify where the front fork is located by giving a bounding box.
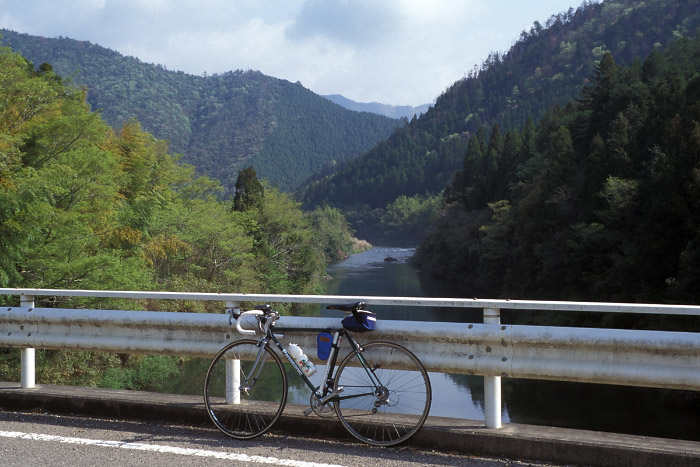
[226,337,269,404]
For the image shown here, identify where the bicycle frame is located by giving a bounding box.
[208,306,432,446]
[243,325,381,407]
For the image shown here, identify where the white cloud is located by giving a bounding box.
[0,0,580,106]
[117,0,167,12]
[286,0,397,47]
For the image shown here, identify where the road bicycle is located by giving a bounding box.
[203,301,432,446]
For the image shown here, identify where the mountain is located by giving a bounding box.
[0,29,403,193]
[415,34,700,306]
[299,0,700,224]
[323,94,430,119]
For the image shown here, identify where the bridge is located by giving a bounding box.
[1,287,699,466]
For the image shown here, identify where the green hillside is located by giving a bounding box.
[416,35,700,308]
[0,29,402,192]
[0,41,369,303]
[0,42,373,388]
[299,0,700,233]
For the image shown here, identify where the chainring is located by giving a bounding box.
[309,393,336,418]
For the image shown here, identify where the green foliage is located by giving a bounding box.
[0,349,19,382]
[380,193,442,245]
[0,30,402,192]
[233,166,265,212]
[35,350,123,387]
[98,355,182,392]
[300,0,700,240]
[307,204,368,262]
[0,43,346,387]
[416,35,700,310]
[252,185,325,300]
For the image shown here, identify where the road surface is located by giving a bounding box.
[0,410,559,467]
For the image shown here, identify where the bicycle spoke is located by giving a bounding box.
[204,340,288,439]
[334,341,431,446]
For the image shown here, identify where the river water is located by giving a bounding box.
[320,246,700,441]
[320,246,485,421]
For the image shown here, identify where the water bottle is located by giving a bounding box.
[287,343,316,377]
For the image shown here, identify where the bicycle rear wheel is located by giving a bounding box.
[333,341,431,446]
[204,339,287,439]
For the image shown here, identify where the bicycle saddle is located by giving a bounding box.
[326,301,365,312]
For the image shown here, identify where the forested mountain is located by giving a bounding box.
[0,42,372,389]
[0,29,402,192]
[0,42,359,300]
[415,35,700,308]
[323,94,430,119]
[299,0,700,234]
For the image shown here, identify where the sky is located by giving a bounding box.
[0,0,584,107]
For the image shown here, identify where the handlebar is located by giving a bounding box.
[235,310,264,335]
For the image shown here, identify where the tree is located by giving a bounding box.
[252,186,324,299]
[461,131,484,209]
[232,166,264,212]
[307,205,359,261]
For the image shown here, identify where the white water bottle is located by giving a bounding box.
[287,343,316,377]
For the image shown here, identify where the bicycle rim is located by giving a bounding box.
[204,339,288,439]
[334,341,431,446]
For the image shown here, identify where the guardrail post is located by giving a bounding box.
[224,302,241,404]
[225,301,240,320]
[20,294,36,389]
[226,359,241,404]
[483,307,502,428]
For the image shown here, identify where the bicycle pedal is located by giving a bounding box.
[302,407,313,417]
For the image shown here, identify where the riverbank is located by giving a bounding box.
[350,237,372,253]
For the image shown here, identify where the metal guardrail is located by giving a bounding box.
[1,288,700,429]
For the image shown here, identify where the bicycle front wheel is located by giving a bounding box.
[334,341,431,446]
[204,339,288,439]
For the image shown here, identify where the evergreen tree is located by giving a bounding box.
[232,166,264,212]
[416,35,700,308]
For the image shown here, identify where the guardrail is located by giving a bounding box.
[1,288,699,429]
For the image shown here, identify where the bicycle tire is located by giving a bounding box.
[333,341,431,446]
[204,339,288,439]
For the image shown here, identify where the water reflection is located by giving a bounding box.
[324,247,481,323]
[322,246,496,421]
[322,246,700,441]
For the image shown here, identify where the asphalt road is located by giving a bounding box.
[0,410,561,467]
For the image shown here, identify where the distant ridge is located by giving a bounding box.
[323,94,429,120]
[0,29,402,192]
[301,0,700,214]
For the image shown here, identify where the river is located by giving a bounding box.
[319,246,700,441]
[319,246,485,421]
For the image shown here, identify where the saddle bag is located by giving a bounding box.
[341,310,376,332]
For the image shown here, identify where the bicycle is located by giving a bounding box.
[203,301,432,446]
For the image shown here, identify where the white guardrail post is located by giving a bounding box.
[483,307,502,428]
[224,301,241,404]
[19,294,35,389]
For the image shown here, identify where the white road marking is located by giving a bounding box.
[0,430,346,467]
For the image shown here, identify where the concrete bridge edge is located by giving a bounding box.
[0,382,698,467]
